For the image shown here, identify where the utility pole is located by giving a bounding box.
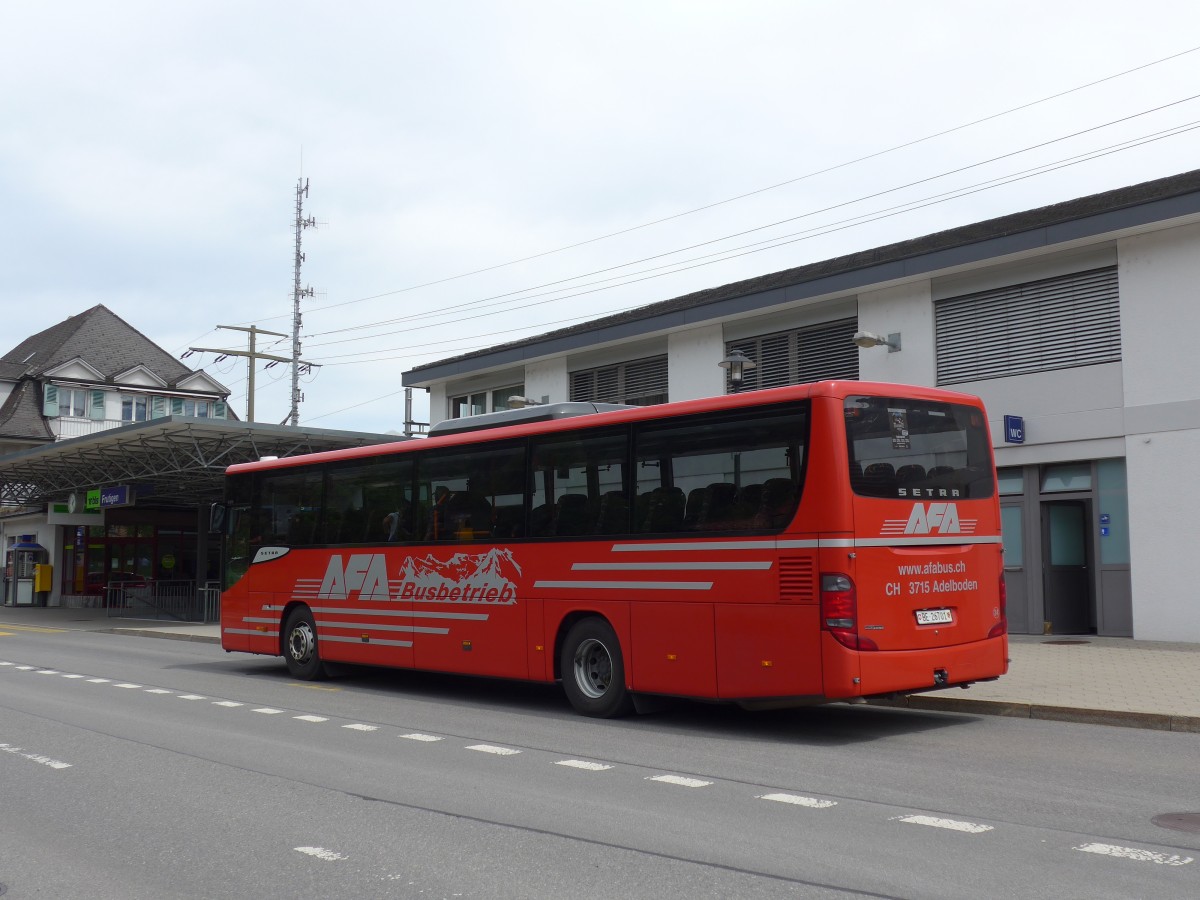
[190,325,313,423]
[291,177,318,426]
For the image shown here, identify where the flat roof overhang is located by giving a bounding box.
[0,417,404,508]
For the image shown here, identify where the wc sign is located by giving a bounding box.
[1003,415,1025,444]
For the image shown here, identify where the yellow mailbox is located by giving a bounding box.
[34,563,54,593]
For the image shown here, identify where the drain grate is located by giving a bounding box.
[1042,639,1091,645]
[1153,812,1200,834]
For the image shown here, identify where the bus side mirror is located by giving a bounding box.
[209,503,227,534]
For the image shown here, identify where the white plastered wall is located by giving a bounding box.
[1117,222,1200,641]
[854,281,935,385]
[668,325,725,401]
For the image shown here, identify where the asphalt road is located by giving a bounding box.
[1,628,1197,899]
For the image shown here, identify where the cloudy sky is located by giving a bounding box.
[4,1,1200,432]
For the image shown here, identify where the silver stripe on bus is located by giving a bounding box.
[572,561,772,571]
[321,635,413,648]
[308,606,491,621]
[226,628,279,637]
[534,580,713,591]
[317,621,449,635]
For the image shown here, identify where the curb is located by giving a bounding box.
[103,628,222,645]
[872,694,1200,733]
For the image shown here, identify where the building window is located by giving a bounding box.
[723,317,858,393]
[450,392,487,419]
[121,395,149,422]
[935,265,1120,385]
[491,385,524,412]
[58,388,88,418]
[183,399,210,418]
[570,355,667,406]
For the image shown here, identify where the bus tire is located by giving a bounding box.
[561,617,633,718]
[283,606,326,680]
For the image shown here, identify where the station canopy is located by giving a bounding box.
[0,416,404,509]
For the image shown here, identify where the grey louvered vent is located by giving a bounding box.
[935,266,1120,385]
[724,317,858,392]
[570,354,668,406]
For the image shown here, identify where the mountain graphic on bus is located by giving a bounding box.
[396,548,522,604]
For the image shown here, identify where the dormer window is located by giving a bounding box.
[121,394,149,422]
[183,399,210,418]
[58,388,88,418]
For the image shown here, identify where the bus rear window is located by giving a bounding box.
[844,396,994,499]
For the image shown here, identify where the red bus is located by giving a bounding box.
[218,381,1007,717]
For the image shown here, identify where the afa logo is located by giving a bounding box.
[317,553,392,601]
[881,502,976,536]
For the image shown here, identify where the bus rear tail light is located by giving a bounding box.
[988,571,1008,639]
[820,573,877,651]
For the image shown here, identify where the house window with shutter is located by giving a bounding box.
[935,266,1120,385]
[723,317,858,393]
[570,355,668,406]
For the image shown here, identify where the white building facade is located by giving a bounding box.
[403,170,1200,643]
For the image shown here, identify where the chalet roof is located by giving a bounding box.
[0,380,54,443]
[0,305,194,385]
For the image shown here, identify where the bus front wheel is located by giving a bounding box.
[561,618,633,718]
[283,606,327,680]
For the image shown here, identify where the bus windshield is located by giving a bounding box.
[844,395,994,500]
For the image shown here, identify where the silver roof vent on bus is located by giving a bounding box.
[428,402,636,437]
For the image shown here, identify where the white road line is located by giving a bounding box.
[114,683,142,689]
[36,669,60,675]
[0,661,13,666]
[294,715,328,723]
[0,742,72,769]
[556,760,614,771]
[253,707,285,714]
[1075,843,1193,866]
[466,744,520,756]
[894,815,993,833]
[343,724,378,732]
[177,694,207,700]
[61,674,85,679]
[213,701,244,707]
[86,677,110,683]
[144,688,173,695]
[294,846,348,861]
[648,775,712,788]
[15,666,34,670]
[758,793,837,809]
[399,733,443,742]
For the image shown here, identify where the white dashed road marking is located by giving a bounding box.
[145,688,173,694]
[213,701,244,707]
[343,723,378,732]
[759,793,837,809]
[648,775,712,788]
[177,694,207,700]
[114,683,142,689]
[86,678,110,683]
[1,742,72,769]
[894,815,993,833]
[400,733,443,742]
[253,707,284,714]
[294,715,329,723]
[1075,843,1193,865]
[556,759,614,771]
[294,846,348,861]
[466,744,521,756]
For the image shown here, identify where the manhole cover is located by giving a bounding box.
[1042,639,1091,645]
[1154,812,1200,834]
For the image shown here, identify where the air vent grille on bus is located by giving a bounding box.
[779,556,816,603]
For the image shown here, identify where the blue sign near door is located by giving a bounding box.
[1004,415,1025,444]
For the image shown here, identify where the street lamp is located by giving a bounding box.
[852,330,901,352]
[719,349,757,393]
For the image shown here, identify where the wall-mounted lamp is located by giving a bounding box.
[718,349,757,393]
[852,331,901,352]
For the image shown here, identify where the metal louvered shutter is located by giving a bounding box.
[570,354,668,405]
[936,266,1120,385]
[725,317,858,392]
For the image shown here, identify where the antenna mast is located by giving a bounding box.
[291,177,317,426]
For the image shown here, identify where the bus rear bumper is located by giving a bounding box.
[823,633,1009,699]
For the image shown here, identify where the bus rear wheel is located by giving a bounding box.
[283,606,327,680]
[561,618,633,718]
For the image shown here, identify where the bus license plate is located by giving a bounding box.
[915,608,953,625]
